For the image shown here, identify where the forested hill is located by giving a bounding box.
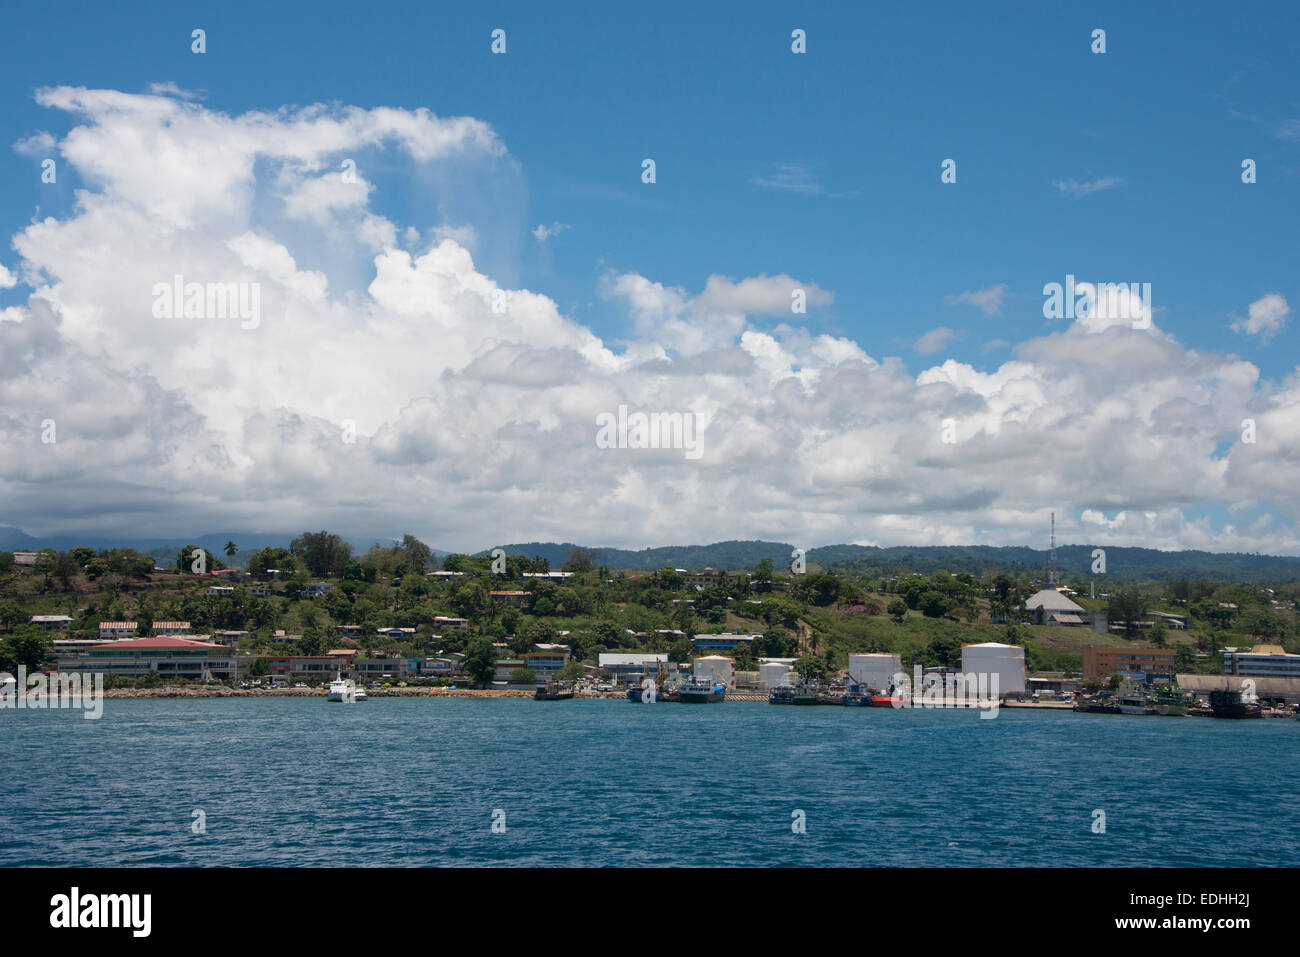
[483,540,1300,582]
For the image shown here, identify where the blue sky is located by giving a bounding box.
[1,1,1298,552]
[4,1,1297,369]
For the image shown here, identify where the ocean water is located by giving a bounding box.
[1,697,1297,867]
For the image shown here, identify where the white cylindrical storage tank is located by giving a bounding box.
[848,653,903,691]
[759,661,792,689]
[960,642,1026,696]
[692,655,736,690]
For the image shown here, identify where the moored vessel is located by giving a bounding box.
[1209,687,1262,719]
[327,672,361,702]
[678,675,725,703]
[534,681,574,700]
[1153,685,1189,716]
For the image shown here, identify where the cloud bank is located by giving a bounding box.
[1,87,1297,554]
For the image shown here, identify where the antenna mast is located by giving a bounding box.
[1048,512,1058,586]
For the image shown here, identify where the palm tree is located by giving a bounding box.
[224,541,238,560]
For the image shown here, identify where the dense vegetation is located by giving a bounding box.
[4,534,1299,686]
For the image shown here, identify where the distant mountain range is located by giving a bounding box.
[5,525,1300,582]
[0,527,447,569]
[480,540,1300,583]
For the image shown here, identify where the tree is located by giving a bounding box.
[463,637,497,687]
[249,657,271,677]
[792,573,844,607]
[290,531,353,578]
[0,553,12,573]
[918,589,955,619]
[1108,588,1148,638]
[925,633,962,668]
[400,535,432,575]
[557,660,586,682]
[177,545,217,574]
[514,667,537,685]
[50,551,79,590]
[563,547,594,574]
[887,599,908,622]
[0,626,53,671]
[1148,621,1168,647]
[224,541,238,560]
[753,558,774,592]
[793,655,828,682]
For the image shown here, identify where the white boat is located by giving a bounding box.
[327,672,362,703]
[1116,681,1154,715]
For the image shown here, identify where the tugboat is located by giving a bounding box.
[678,675,725,703]
[1209,687,1262,719]
[534,680,574,701]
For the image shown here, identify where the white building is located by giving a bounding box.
[598,653,673,683]
[99,621,139,640]
[961,642,1026,696]
[848,653,903,691]
[1223,644,1300,678]
[29,615,73,633]
[692,655,736,691]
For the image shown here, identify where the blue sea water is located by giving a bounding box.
[1,697,1296,867]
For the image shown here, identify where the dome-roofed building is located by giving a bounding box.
[1024,588,1086,625]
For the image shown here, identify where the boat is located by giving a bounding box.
[792,684,821,706]
[769,685,796,705]
[1074,692,1118,713]
[865,685,906,707]
[842,684,868,706]
[327,672,361,702]
[1209,687,1262,719]
[678,675,725,703]
[1153,685,1189,716]
[534,681,574,701]
[1116,683,1155,715]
